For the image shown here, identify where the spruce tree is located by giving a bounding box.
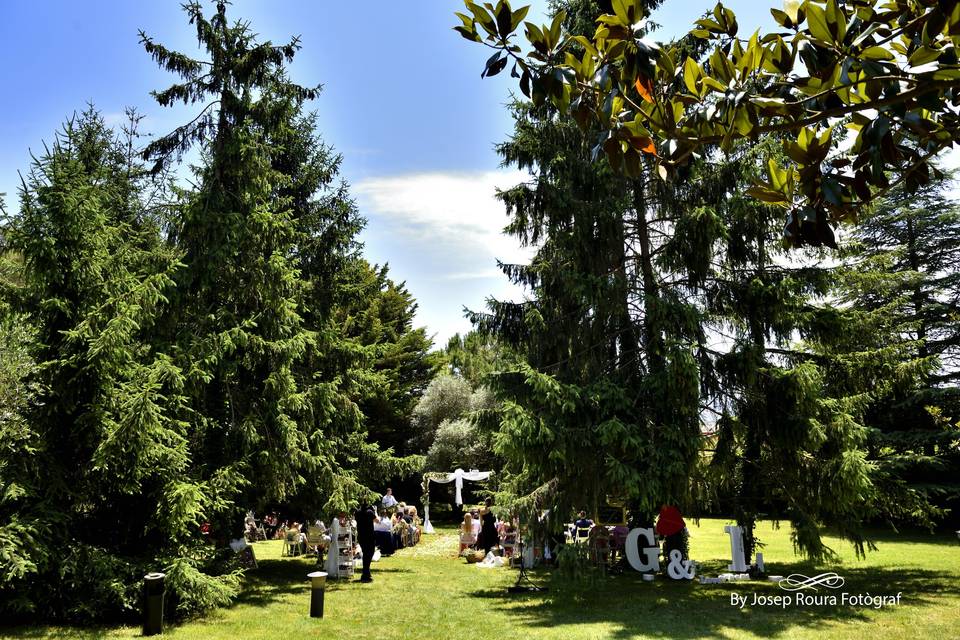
[473,1,891,561]
[825,179,960,527]
[0,109,237,620]
[0,255,42,615]
[698,139,879,561]
[141,1,419,519]
[470,0,709,524]
[141,1,317,517]
[337,259,439,456]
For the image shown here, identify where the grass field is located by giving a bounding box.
[3,518,958,639]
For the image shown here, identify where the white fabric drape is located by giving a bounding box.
[421,468,493,533]
[423,505,435,534]
[428,468,492,505]
[325,518,341,576]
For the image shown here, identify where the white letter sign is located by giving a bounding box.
[626,527,660,573]
[725,525,748,572]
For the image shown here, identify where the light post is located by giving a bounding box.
[307,571,328,618]
[142,572,166,636]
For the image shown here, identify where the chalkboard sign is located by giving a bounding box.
[596,505,626,525]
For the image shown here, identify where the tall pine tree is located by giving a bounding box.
[470,0,707,525]
[825,178,960,528]
[0,109,237,620]
[141,1,424,521]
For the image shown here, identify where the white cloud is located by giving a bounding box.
[354,169,537,345]
[435,268,505,281]
[354,169,536,268]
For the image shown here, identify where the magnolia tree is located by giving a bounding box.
[456,0,960,247]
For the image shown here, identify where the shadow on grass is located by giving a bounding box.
[0,627,122,639]
[230,557,320,608]
[229,557,414,608]
[369,567,414,574]
[469,562,960,640]
[857,528,960,546]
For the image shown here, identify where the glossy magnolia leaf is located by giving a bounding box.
[459,0,960,247]
[861,46,895,61]
[510,5,530,31]
[634,75,654,102]
[629,136,657,155]
[770,8,793,28]
[746,185,788,204]
[482,52,509,78]
[455,25,481,42]
[805,4,833,44]
[495,1,513,39]
[909,46,942,66]
[683,56,700,95]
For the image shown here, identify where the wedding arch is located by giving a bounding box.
[421,468,492,534]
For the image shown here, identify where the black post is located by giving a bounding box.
[308,571,327,618]
[142,572,166,636]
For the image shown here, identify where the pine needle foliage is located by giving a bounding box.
[0,2,433,622]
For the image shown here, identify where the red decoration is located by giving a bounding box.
[655,505,685,537]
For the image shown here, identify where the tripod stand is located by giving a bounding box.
[507,539,548,593]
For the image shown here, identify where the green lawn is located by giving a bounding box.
[4,519,959,639]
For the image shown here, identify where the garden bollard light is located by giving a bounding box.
[142,572,166,636]
[307,571,327,618]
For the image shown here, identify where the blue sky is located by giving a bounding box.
[0,1,779,347]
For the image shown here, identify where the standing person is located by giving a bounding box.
[479,497,498,555]
[355,501,376,583]
[381,488,398,514]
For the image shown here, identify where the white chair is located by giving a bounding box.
[282,530,301,557]
[306,526,327,558]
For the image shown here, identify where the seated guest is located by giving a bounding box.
[574,511,593,529]
[460,513,477,552]
[287,521,306,554]
[574,511,593,541]
[407,506,420,544]
[263,513,276,538]
[500,520,518,557]
[610,524,630,557]
[374,510,395,555]
[297,523,309,554]
[392,512,408,549]
[283,526,301,556]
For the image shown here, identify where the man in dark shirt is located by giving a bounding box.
[355,501,376,583]
[574,510,594,541]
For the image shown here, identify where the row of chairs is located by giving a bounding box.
[281,526,329,559]
[572,525,631,569]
